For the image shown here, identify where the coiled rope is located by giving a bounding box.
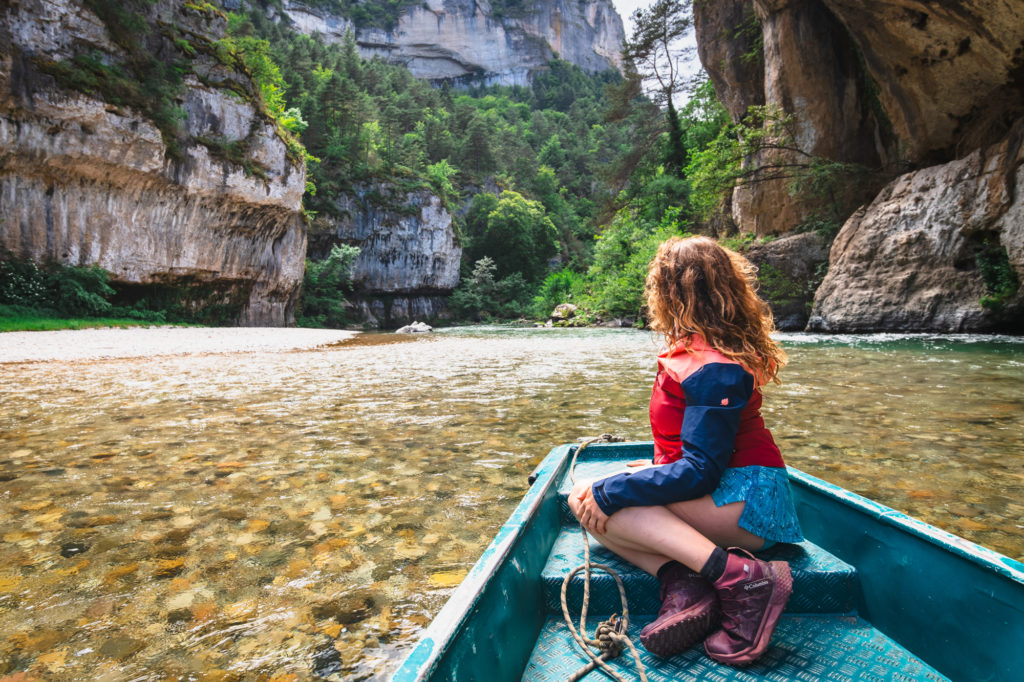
[560,435,649,682]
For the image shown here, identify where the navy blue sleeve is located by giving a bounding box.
[590,363,754,516]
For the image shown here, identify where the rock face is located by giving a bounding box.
[697,0,1024,332]
[0,0,307,325]
[746,232,830,330]
[308,185,461,328]
[281,0,624,85]
[696,0,887,236]
[820,0,1024,162]
[808,122,1024,332]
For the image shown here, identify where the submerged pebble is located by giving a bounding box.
[59,542,88,558]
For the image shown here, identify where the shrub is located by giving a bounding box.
[449,257,531,321]
[976,240,1020,310]
[1,254,116,317]
[298,244,360,327]
[586,208,691,319]
[531,268,584,319]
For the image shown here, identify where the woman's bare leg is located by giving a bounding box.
[585,496,766,576]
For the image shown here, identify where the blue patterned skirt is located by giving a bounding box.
[711,465,804,545]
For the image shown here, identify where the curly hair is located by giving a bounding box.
[645,235,787,385]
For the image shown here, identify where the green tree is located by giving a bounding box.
[622,0,694,178]
[462,113,495,175]
[298,244,360,328]
[474,191,558,284]
[587,207,690,318]
[449,256,530,320]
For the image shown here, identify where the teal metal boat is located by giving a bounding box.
[392,442,1024,681]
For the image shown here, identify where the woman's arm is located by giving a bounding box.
[590,363,754,516]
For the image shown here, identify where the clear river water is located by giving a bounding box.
[1,327,1022,680]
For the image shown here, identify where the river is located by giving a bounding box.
[0,327,1021,679]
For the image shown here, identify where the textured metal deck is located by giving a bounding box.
[523,613,948,682]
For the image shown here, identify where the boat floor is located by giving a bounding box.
[530,456,949,681]
[523,612,947,682]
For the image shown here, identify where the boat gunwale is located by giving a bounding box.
[787,467,1024,584]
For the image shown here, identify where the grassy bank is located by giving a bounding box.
[0,308,191,332]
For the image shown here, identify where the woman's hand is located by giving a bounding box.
[625,459,654,468]
[569,479,611,535]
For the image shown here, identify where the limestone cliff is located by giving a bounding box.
[696,0,1024,332]
[308,185,460,328]
[0,0,307,325]
[808,122,1024,333]
[279,0,624,85]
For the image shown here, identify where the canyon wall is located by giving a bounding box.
[279,0,624,85]
[308,185,461,328]
[0,0,307,325]
[695,0,1024,331]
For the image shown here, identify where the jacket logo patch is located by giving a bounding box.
[744,579,771,591]
[720,397,729,406]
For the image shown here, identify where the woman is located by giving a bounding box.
[568,235,803,666]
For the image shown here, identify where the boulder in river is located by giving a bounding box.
[550,303,577,321]
[395,321,433,334]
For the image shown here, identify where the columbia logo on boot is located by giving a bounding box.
[744,579,771,591]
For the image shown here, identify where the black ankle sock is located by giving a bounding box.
[700,547,728,582]
[656,560,684,582]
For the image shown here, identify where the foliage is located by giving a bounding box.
[235,7,625,258]
[222,14,312,165]
[448,257,531,321]
[585,207,691,319]
[0,254,169,322]
[463,191,558,285]
[1,255,112,317]
[976,240,1020,310]
[756,263,806,309]
[425,159,459,208]
[0,306,178,332]
[0,252,284,324]
[298,244,361,327]
[686,103,866,225]
[531,268,586,319]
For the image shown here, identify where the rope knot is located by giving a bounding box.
[595,616,625,658]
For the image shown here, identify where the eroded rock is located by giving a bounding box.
[746,232,830,330]
[310,184,461,328]
[395,321,432,334]
[808,121,1024,332]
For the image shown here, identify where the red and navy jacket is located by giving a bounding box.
[592,338,785,516]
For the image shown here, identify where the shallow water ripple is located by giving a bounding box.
[0,328,1021,680]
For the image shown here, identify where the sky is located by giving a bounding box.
[611,0,647,33]
[609,0,704,100]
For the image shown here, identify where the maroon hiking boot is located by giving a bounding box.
[639,563,721,658]
[704,548,792,666]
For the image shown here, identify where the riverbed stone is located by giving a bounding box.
[98,636,143,660]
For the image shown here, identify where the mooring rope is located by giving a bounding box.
[560,434,649,682]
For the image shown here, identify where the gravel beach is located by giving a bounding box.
[0,327,358,363]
